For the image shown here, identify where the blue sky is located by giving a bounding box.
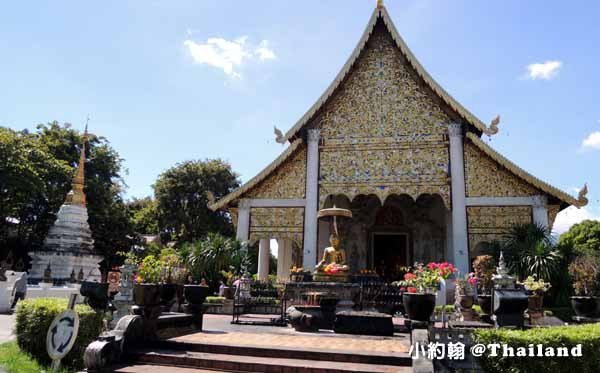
[1,0,598,234]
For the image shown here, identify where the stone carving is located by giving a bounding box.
[464,142,541,198]
[246,146,306,199]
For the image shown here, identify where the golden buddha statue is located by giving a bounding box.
[316,233,349,273]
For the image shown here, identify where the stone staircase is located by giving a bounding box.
[113,338,413,373]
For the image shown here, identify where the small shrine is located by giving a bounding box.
[28,125,102,284]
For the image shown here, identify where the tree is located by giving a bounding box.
[127,197,159,235]
[0,122,135,272]
[153,159,240,243]
[558,220,600,262]
[0,127,72,265]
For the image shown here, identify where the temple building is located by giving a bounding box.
[210,2,588,282]
[28,126,102,284]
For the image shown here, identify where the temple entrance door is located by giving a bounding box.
[372,233,410,282]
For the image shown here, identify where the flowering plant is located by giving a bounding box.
[395,262,457,294]
[456,272,478,295]
[135,255,162,284]
[519,275,551,295]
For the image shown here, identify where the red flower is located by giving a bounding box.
[407,287,417,293]
[404,273,417,281]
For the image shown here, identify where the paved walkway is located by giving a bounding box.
[171,314,411,355]
[0,314,15,344]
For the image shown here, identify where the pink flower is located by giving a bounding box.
[404,273,417,281]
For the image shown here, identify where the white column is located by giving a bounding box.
[257,239,270,282]
[532,195,549,230]
[303,129,320,269]
[276,239,293,282]
[236,199,251,242]
[448,123,469,274]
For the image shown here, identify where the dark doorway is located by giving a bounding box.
[373,233,409,282]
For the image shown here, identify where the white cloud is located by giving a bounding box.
[581,131,600,151]
[183,36,275,78]
[526,60,562,80]
[553,206,600,235]
[255,40,276,61]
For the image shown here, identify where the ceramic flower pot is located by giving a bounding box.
[184,284,210,306]
[80,281,109,311]
[459,294,474,309]
[402,293,436,322]
[528,294,544,312]
[133,283,161,306]
[160,283,178,304]
[571,296,600,318]
[477,294,492,315]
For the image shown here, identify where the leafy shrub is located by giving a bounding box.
[205,296,225,304]
[14,298,103,370]
[474,323,600,372]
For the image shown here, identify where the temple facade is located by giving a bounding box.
[210,4,588,282]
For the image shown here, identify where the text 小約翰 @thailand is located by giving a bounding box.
[409,342,583,360]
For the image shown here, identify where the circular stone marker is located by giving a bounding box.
[46,309,80,361]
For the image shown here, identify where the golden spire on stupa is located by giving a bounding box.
[376,0,384,9]
[65,119,89,206]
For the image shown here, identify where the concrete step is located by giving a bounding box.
[128,349,412,373]
[154,339,411,367]
[114,364,234,373]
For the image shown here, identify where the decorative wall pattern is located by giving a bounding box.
[467,206,532,254]
[315,22,451,207]
[464,142,542,198]
[547,205,561,230]
[249,207,304,247]
[246,146,307,199]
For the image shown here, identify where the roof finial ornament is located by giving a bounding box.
[377,0,384,9]
[273,126,286,144]
[577,183,589,207]
[482,115,500,136]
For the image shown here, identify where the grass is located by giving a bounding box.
[0,341,73,373]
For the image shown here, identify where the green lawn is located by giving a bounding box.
[0,342,73,373]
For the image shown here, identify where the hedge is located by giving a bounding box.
[473,323,600,372]
[14,298,104,370]
[205,296,226,304]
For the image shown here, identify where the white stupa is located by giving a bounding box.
[28,125,102,284]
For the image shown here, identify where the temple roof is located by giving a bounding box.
[209,138,304,210]
[211,3,585,212]
[282,5,493,142]
[466,133,584,208]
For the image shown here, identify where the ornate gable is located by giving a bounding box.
[316,19,452,207]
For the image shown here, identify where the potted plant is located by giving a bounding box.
[133,255,162,307]
[473,255,495,316]
[159,248,183,307]
[397,262,457,321]
[520,275,551,313]
[456,272,478,309]
[568,255,600,318]
[220,270,236,299]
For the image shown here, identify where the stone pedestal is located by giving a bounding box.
[0,282,11,313]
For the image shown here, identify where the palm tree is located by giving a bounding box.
[502,223,561,281]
